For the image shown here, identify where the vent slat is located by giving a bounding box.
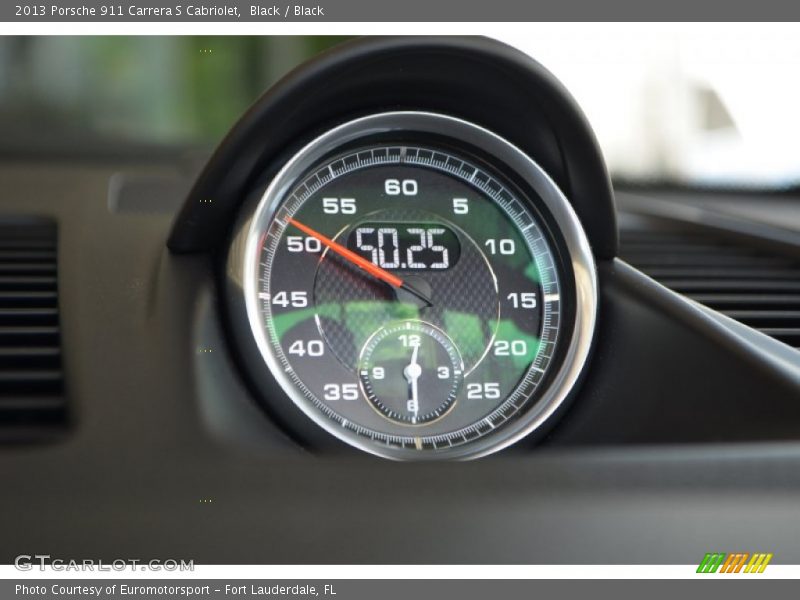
[642,267,800,279]
[758,328,800,337]
[688,294,800,307]
[620,220,800,350]
[0,346,61,370]
[0,308,59,324]
[0,240,55,250]
[623,254,793,268]
[0,326,60,340]
[658,280,800,292]
[0,291,58,308]
[0,276,58,291]
[621,243,760,255]
[721,311,800,320]
[0,370,62,382]
[0,220,65,432]
[0,346,60,356]
[0,264,57,275]
[0,396,65,411]
[0,250,57,261]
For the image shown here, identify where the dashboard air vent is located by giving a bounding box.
[0,218,65,432]
[619,216,800,350]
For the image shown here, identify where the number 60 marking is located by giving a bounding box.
[385,179,418,196]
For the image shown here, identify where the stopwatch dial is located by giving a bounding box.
[359,321,463,425]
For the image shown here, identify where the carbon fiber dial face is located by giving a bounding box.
[249,137,571,457]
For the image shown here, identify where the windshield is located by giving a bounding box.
[505,24,800,188]
[1,29,798,188]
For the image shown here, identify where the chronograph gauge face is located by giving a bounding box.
[239,112,597,460]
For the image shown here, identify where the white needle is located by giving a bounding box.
[403,343,422,422]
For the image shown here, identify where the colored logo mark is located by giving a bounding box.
[697,553,773,573]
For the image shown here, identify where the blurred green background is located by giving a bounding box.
[0,36,348,152]
[4,32,800,186]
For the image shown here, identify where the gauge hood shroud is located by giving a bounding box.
[167,36,616,259]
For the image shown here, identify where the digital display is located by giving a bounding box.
[347,222,461,270]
